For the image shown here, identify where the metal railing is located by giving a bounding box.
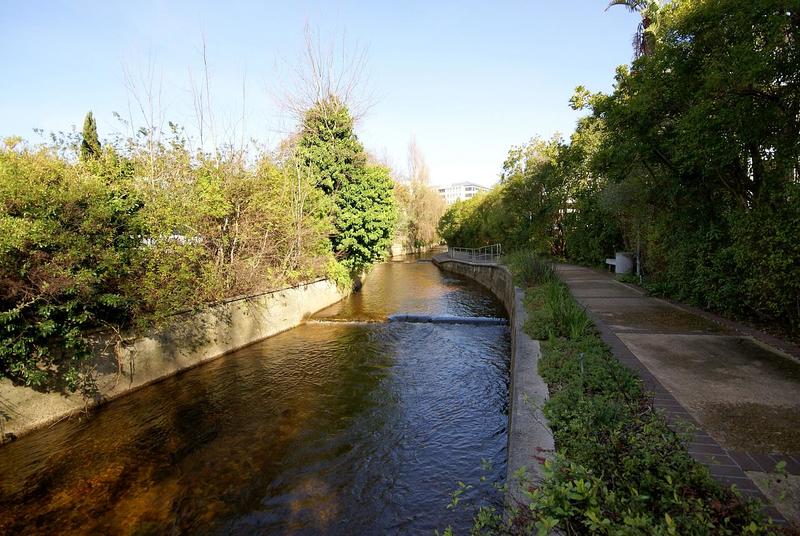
[446,243,503,264]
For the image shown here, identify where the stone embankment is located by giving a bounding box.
[432,253,554,504]
[1,279,346,443]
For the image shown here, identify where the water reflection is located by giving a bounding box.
[0,260,509,535]
[315,259,505,321]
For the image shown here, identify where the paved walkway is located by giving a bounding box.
[555,264,800,524]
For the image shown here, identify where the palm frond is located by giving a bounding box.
[605,0,645,13]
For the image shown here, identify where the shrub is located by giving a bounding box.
[0,141,142,391]
[504,249,555,287]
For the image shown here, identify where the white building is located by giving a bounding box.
[436,181,489,205]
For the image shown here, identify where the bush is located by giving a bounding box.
[507,329,774,534]
[0,142,143,391]
[504,249,555,287]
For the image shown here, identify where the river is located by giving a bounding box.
[0,255,510,535]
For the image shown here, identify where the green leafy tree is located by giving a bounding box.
[295,97,366,196]
[295,96,397,272]
[334,165,397,271]
[499,136,568,254]
[588,0,800,331]
[437,136,570,255]
[80,111,101,161]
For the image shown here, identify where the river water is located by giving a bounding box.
[0,256,510,535]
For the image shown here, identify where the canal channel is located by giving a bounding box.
[0,255,510,535]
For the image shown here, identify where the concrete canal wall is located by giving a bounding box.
[1,279,346,442]
[432,254,554,504]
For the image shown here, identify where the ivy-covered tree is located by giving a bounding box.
[295,97,366,195]
[335,165,397,271]
[80,111,101,161]
[295,96,397,272]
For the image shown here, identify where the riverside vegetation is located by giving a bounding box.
[438,1,798,531]
[0,96,442,394]
[438,0,800,339]
[445,250,782,535]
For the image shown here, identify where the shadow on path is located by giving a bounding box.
[555,263,800,524]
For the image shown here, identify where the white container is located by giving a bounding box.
[614,252,634,274]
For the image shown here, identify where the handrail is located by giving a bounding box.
[445,243,503,264]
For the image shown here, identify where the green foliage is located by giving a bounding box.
[325,257,352,290]
[437,135,588,256]
[436,191,503,249]
[80,111,101,162]
[127,242,219,326]
[563,184,623,266]
[1,94,395,390]
[0,141,142,390]
[521,327,774,534]
[437,197,480,248]
[296,97,366,195]
[524,281,593,340]
[296,97,397,272]
[333,164,397,272]
[438,0,800,336]
[586,0,800,334]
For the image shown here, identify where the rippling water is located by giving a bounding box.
[0,256,510,535]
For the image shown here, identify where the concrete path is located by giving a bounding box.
[555,263,800,524]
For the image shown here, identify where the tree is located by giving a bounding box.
[606,0,661,58]
[500,136,568,254]
[335,165,397,271]
[80,111,101,161]
[403,140,445,249]
[278,23,374,122]
[296,96,366,196]
[295,96,397,272]
[590,0,800,331]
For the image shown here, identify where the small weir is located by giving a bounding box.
[0,254,510,535]
[312,314,508,326]
[388,313,508,325]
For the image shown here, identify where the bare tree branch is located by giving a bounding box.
[275,23,376,124]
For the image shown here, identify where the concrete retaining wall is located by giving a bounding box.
[1,279,346,442]
[432,254,553,504]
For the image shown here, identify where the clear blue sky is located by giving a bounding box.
[1,0,639,186]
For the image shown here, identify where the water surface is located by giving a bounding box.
[0,256,510,534]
